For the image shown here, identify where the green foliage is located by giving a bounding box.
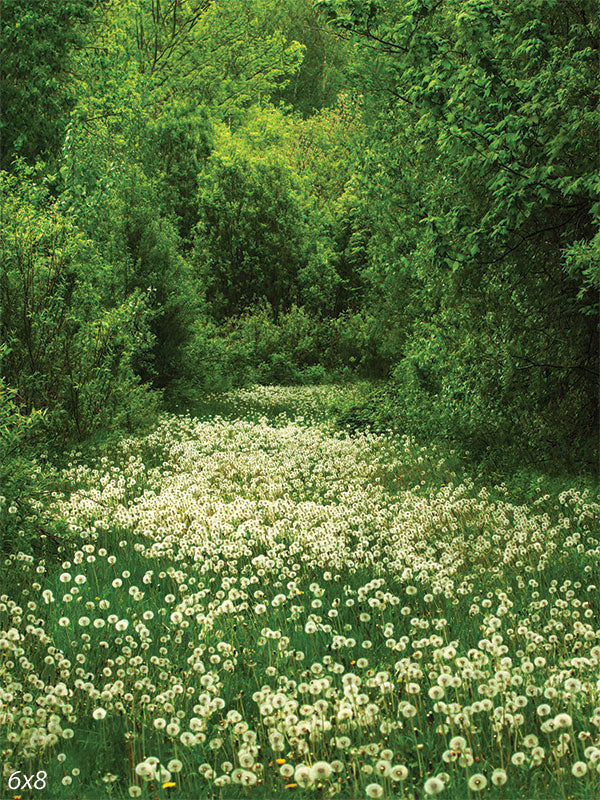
[1,0,596,490]
[193,130,312,317]
[178,305,332,399]
[264,0,352,116]
[177,302,393,411]
[332,383,397,434]
[145,105,213,244]
[0,0,94,169]
[327,310,387,375]
[0,172,158,440]
[73,0,304,127]
[0,360,47,555]
[318,0,599,466]
[57,107,204,390]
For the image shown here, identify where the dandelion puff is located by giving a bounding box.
[554,713,572,728]
[491,769,507,786]
[92,708,107,720]
[468,774,487,792]
[294,765,313,788]
[239,770,257,786]
[572,762,587,777]
[311,761,332,781]
[159,768,171,783]
[390,765,408,782]
[423,776,444,795]
[375,760,391,777]
[231,768,244,784]
[449,736,467,752]
[365,784,383,798]
[523,735,539,749]
[135,762,156,781]
[238,752,254,768]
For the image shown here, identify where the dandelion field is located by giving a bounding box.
[1,386,599,800]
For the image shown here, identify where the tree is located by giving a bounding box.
[0,170,157,439]
[318,0,599,464]
[193,124,311,317]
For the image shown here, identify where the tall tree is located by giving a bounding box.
[318,0,599,463]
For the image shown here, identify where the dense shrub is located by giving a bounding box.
[193,142,311,318]
[176,304,382,404]
[0,365,47,554]
[0,173,158,440]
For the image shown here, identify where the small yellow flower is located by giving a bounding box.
[162,782,176,789]
[276,758,286,765]
[285,784,297,790]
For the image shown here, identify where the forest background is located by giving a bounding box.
[1,0,598,534]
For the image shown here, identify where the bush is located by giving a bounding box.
[193,144,310,318]
[388,318,599,472]
[332,384,398,434]
[326,310,389,376]
[178,304,372,405]
[0,172,158,441]
[0,367,47,554]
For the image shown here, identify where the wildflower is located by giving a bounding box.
[390,765,408,781]
[375,760,391,777]
[468,774,487,791]
[311,762,332,781]
[294,765,312,788]
[554,713,572,728]
[491,769,507,786]
[423,776,444,795]
[449,736,467,752]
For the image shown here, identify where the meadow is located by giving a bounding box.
[1,385,598,799]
